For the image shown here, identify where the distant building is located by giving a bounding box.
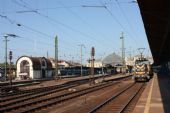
[103,53,122,66]
[86,59,103,68]
[16,56,53,80]
[125,57,135,66]
[49,58,81,69]
[49,58,69,69]
[16,56,83,79]
[86,53,123,68]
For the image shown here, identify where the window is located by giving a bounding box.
[42,60,46,66]
[20,60,30,73]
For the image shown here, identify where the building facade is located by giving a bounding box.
[16,56,53,80]
[86,59,103,68]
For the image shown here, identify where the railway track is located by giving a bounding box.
[0,84,80,103]
[88,82,145,113]
[0,78,86,98]
[0,75,132,113]
[0,84,79,108]
[0,74,131,98]
[0,80,123,113]
[0,75,131,101]
[0,75,105,98]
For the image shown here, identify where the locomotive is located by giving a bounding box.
[132,57,153,82]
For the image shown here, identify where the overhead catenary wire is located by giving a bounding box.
[0,5,82,14]
[115,0,143,46]
[0,41,77,61]
[0,17,82,60]
[0,0,146,62]
[0,10,86,62]
[98,0,140,47]
[0,13,78,50]
[12,0,132,57]
[105,6,138,45]
[0,1,135,14]
[58,1,120,50]
[12,0,101,49]
[1,2,81,48]
[0,44,37,57]
[0,41,82,64]
[12,0,111,48]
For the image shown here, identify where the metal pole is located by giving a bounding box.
[92,55,94,81]
[102,61,104,75]
[8,50,13,86]
[3,34,18,81]
[90,58,92,85]
[129,47,132,59]
[9,58,12,86]
[91,47,95,85]
[102,60,104,81]
[78,44,85,76]
[55,36,58,80]
[120,32,125,73]
[122,32,124,67]
[81,45,83,76]
[123,33,125,71]
[88,59,91,85]
[4,36,7,81]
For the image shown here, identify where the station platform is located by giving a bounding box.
[133,73,170,113]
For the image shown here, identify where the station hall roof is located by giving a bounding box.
[137,0,170,65]
[103,53,122,65]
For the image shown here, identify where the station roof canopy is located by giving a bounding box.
[137,0,170,65]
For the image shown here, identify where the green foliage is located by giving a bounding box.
[0,62,16,68]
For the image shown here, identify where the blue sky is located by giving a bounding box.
[0,0,151,64]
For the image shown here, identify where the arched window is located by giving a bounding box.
[20,60,30,73]
[42,60,46,66]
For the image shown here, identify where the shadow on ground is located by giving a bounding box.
[157,73,170,113]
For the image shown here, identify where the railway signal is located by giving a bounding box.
[90,47,95,85]
[9,51,13,86]
[55,35,59,80]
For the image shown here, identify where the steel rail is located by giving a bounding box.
[0,81,118,112]
[0,75,131,100]
[0,74,109,97]
[88,83,145,113]
[0,84,78,108]
[117,83,145,113]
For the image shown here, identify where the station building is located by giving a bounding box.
[16,56,53,80]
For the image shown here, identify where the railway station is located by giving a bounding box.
[0,0,170,113]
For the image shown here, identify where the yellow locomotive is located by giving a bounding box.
[133,58,153,82]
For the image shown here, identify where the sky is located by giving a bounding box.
[0,0,151,64]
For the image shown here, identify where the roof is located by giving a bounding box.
[137,0,170,65]
[103,53,122,65]
[17,56,52,70]
[45,58,53,69]
[29,57,42,70]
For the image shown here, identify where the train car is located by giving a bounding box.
[132,58,152,82]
